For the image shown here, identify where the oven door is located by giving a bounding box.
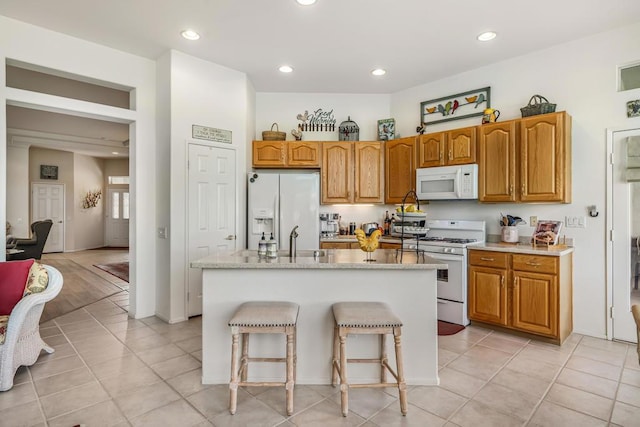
[427,252,465,302]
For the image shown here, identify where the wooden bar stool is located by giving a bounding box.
[331,301,407,417]
[228,301,299,416]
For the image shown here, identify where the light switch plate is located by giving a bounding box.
[530,216,538,227]
[158,227,167,238]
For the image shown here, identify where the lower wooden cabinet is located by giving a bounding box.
[468,249,572,344]
[320,241,360,249]
[379,242,401,249]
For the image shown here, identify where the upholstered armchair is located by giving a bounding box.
[6,220,53,261]
[0,263,63,391]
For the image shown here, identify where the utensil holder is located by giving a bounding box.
[501,226,519,243]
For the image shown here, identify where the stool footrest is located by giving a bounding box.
[347,358,384,363]
[237,381,286,387]
[349,383,403,389]
[245,357,286,363]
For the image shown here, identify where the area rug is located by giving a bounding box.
[94,262,129,283]
[40,258,126,323]
[438,320,465,336]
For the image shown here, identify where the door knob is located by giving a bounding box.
[225,235,236,240]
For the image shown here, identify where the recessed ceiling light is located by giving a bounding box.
[181,29,200,41]
[279,65,294,73]
[477,31,497,42]
[296,0,317,5]
[371,68,386,76]
[112,152,119,155]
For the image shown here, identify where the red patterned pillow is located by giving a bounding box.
[0,259,35,315]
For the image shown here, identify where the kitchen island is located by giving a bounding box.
[192,249,446,386]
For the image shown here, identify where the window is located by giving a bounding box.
[619,62,640,91]
[108,176,130,185]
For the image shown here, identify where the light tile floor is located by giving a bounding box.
[2,293,640,426]
[0,291,640,427]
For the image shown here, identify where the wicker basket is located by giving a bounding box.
[262,123,286,141]
[520,95,557,117]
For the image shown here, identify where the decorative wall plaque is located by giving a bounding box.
[296,108,336,132]
[192,125,232,143]
[40,165,58,180]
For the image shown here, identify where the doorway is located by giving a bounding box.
[32,182,64,253]
[186,143,237,317]
[106,187,130,247]
[608,126,640,342]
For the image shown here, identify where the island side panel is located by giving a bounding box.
[201,267,439,385]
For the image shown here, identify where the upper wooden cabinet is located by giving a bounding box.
[478,121,518,202]
[478,112,572,203]
[519,112,572,203]
[321,141,383,204]
[417,127,477,168]
[385,136,416,204]
[252,140,320,168]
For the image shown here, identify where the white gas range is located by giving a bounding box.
[402,220,486,326]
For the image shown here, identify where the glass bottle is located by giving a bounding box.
[258,232,267,257]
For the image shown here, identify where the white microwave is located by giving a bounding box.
[416,164,478,200]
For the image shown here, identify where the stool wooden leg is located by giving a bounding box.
[339,331,349,417]
[240,333,249,382]
[229,331,240,415]
[332,325,340,387]
[286,327,295,416]
[393,327,407,416]
[380,333,387,383]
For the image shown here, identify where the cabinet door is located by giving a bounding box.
[288,141,320,167]
[253,141,286,167]
[385,137,416,204]
[512,270,558,337]
[520,112,571,203]
[478,122,517,202]
[322,142,353,204]
[379,242,401,249]
[468,266,508,326]
[354,142,384,203]
[320,241,352,249]
[417,133,445,168]
[448,127,477,165]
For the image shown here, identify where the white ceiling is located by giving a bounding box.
[2,0,640,94]
[2,1,640,158]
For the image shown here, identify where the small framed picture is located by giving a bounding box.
[378,118,395,141]
[531,220,563,245]
[628,99,640,118]
[40,165,58,180]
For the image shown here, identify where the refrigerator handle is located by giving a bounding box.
[274,193,279,246]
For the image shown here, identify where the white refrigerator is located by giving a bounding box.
[247,172,320,251]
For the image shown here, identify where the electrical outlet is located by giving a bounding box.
[530,216,538,227]
[565,216,586,228]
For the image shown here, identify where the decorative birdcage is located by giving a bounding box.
[338,116,359,141]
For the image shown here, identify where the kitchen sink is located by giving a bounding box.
[239,249,326,257]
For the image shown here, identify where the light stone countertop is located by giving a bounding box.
[191,248,447,270]
[320,236,404,244]
[470,242,574,256]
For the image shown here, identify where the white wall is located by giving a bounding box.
[73,153,105,250]
[0,16,157,318]
[160,50,250,322]
[256,93,390,142]
[6,143,29,237]
[390,23,640,338]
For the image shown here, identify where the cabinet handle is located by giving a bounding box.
[521,184,526,195]
[526,261,541,267]
[501,276,504,288]
[480,257,494,261]
[439,151,443,161]
[509,185,513,195]
[513,277,518,287]
[449,150,452,160]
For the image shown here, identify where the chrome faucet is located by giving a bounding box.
[289,225,299,258]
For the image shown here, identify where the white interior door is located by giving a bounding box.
[187,143,236,317]
[32,183,64,253]
[611,126,640,342]
[106,188,130,247]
